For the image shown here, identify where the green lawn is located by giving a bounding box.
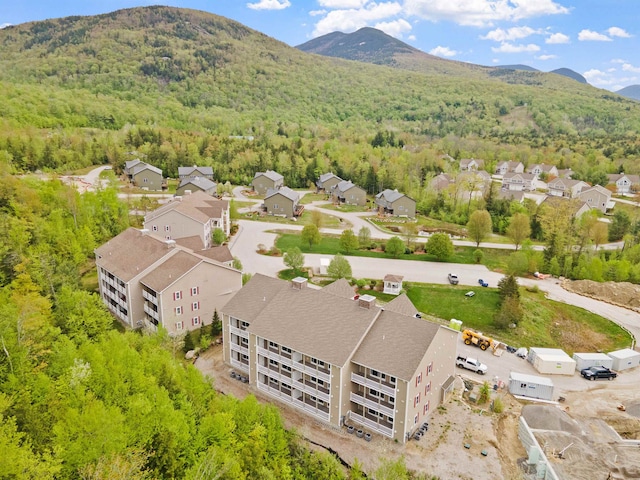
[275,232,513,269]
[403,283,631,353]
[318,203,371,213]
[299,193,329,205]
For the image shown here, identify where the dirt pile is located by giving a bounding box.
[563,279,640,312]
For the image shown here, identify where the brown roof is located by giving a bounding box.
[139,250,201,292]
[383,294,417,317]
[94,228,171,281]
[322,278,356,299]
[144,190,228,224]
[352,311,440,381]
[175,235,205,251]
[384,274,404,283]
[222,274,287,325]
[197,246,234,264]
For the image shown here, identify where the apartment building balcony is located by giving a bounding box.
[142,289,158,305]
[229,324,249,339]
[229,342,249,357]
[349,392,394,418]
[99,273,126,295]
[257,364,292,381]
[230,356,249,373]
[143,303,159,321]
[258,382,330,422]
[257,347,330,383]
[350,372,396,398]
[296,376,330,396]
[347,411,393,438]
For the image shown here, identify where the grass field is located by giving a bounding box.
[275,232,514,269]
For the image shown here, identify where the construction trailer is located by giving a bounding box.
[608,348,640,372]
[527,347,576,375]
[509,372,554,401]
[572,352,613,372]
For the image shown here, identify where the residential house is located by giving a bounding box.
[144,190,231,245]
[95,228,241,334]
[497,190,525,203]
[430,173,454,193]
[556,169,573,179]
[578,185,613,213]
[124,159,142,179]
[332,180,367,206]
[458,170,492,196]
[222,275,457,443]
[527,164,558,178]
[375,189,416,218]
[495,161,524,175]
[607,173,640,195]
[263,187,303,218]
[316,172,343,193]
[252,170,284,195]
[383,274,404,296]
[174,236,235,268]
[540,196,590,219]
[178,165,214,181]
[459,158,484,171]
[502,172,538,191]
[547,178,589,198]
[131,162,164,191]
[176,177,218,197]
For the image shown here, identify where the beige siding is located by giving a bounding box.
[322,177,341,191]
[144,210,210,248]
[329,364,342,425]
[264,195,295,217]
[159,262,241,335]
[391,197,416,218]
[344,187,367,206]
[175,185,216,196]
[252,177,280,195]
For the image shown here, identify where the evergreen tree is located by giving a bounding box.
[497,274,520,300]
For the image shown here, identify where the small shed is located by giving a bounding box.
[509,372,554,401]
[608,348,640,371]
[383,274,403,295]
[572,352,613,371]
[527,347,576,375]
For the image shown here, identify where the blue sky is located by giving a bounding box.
[1,1,638,91]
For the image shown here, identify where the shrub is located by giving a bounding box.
[473,249,484,264]
[492,397,504,413]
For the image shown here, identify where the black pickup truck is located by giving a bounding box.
[580,366,617,381]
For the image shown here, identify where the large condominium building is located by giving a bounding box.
[95,228,241,334]
[222,275,457,443]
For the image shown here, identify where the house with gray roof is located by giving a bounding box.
[222,274,457,443]
[175,177,218,197]
[502,172,538,191]
[459,158,484,171]
[95,228,241,334]
[332,180,367,206]
[547,178,589,198]
[144,190,230,245]
[526,164,558,178]
[540,196,590,219]
[263,186,302,218]
[578,185,613,213]
[375,189,416,218]
[178,165,214,181]
[131,162,164,191]
[316,172,343,193]
[252,170,284,195]
[430,173,454,192]
[495,161,524,175]
[607,173,640,195]
[124,158,143,178]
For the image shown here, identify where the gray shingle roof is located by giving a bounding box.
[351,310,440,382]
[321,278,356,299]
[139,250,201,292]
[383,294,417,318]
[144,190,228,224]
[254,170,284,182]
[132,162,163,176]
[178,166,214,177]
[376,189,404,203]
[318,172,341,184]
[178,177,217,191]
[265,186,299,202]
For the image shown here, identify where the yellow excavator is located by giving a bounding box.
[461,329,505,356]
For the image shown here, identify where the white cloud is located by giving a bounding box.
[429,45,458,57]
[318,0,368,7]
[622,63,640,73]
[247,0,291,10]
[578,29,611,41]
[309,10,327,16]
[491,42,540,53]
[408,34,416,41]
[404,0,568,27]
[374,18,412,38]
[536,54,556,60]
[546,32,569,44]
[611,58,626,64]
[583,69,607,80]
[0,23,12,29]
[481,26,539,42]
[607,27,631,38]
[312,2,403,37]
[583,68,638,88]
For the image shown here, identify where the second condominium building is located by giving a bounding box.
[222,274,457,443]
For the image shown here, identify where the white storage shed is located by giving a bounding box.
[608,348,640,372]
[509,372,554,401]
[572,353,613,372]
[527,347,576,375]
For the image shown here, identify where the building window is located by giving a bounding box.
[371,369,379,378]
[281,346,292,354]
[174,291,182,300]
[191,286,199,296]
[175,306,183,315]
[370,389,379,398]
[425,382,431,394]
[273,203,279,209]
[165,225,170,232]
[176,321,184,331]
[269,359,278,366]
[143,178,148,183]
[192,302,200,311]
[423,401,430,415]
[427,362,433,375]
[282,364,292,372]
[269,341,278,349]
[416,373,422,386]
[310,357,326,368]
[152,225,158,232]
[192,316,200,326]
[414,414,419,425]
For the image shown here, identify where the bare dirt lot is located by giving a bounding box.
[564,279,640,313]
[196,343,640,479]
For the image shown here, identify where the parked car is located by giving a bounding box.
[478,279,488,287]
[448,273,459,285]
[580,366,617,381]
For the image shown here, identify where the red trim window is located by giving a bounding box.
[173,291,182,301]
[425,381,431,395]
[427,362,433,375]
[423,401,430,415]
[191,286,199,296]
[192,301,200,311]
[192,316,200,326]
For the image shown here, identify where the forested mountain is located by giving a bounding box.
[550,68,588,84]
[617,85,640,101]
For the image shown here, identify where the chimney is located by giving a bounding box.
[291,277,307,290]
[165,239,176,249]
[358,294,376,309]
[140,228,150,235]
